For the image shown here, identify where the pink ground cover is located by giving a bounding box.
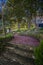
[10,34,39,47]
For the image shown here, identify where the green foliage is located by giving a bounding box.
[0,33,13,54]
[28,34,40,40]
[7,0,38,18]
[0,42,5,54]
[34,40,43,65]
[40,27,43,30]
[20,31,40,40]
[0,33,13,42]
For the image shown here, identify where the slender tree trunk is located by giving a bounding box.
[27,18,31,29]
[18,22,20,30]
[17,18,21,30]
[2,6,6,36]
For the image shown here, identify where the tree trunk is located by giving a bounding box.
[18,23,20,30]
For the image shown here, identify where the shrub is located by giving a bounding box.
[34,40,43,65]
[20,32,40,41]
[0,33,13,42]
[0,42,5,54]
[0,33,13,54]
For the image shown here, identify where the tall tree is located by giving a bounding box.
[6,0,43,29]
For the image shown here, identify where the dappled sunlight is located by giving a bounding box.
[0,0,43,65]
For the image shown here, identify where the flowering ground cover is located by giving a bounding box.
[10,33,39,47]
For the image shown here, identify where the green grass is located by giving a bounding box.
[34,40,43,65]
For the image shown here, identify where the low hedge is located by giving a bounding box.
[19,32,40,41]
[28,33,40,41]
[0,33,14,54]
[0,42,6,54]
[0,33,13,42]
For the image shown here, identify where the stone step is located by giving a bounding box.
[2,43,35,65]
[2,51,35,65]
[6,43,34,53]
[6,46,34,59]
[0,56,23,65]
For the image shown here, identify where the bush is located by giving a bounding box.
[0,33,13,54]
[0,42,5,54]
[34,40,43,65]
[0,33,13,42]
[28,33,40,41]
[20,32,40,41]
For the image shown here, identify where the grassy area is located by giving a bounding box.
[34,40,43,65]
